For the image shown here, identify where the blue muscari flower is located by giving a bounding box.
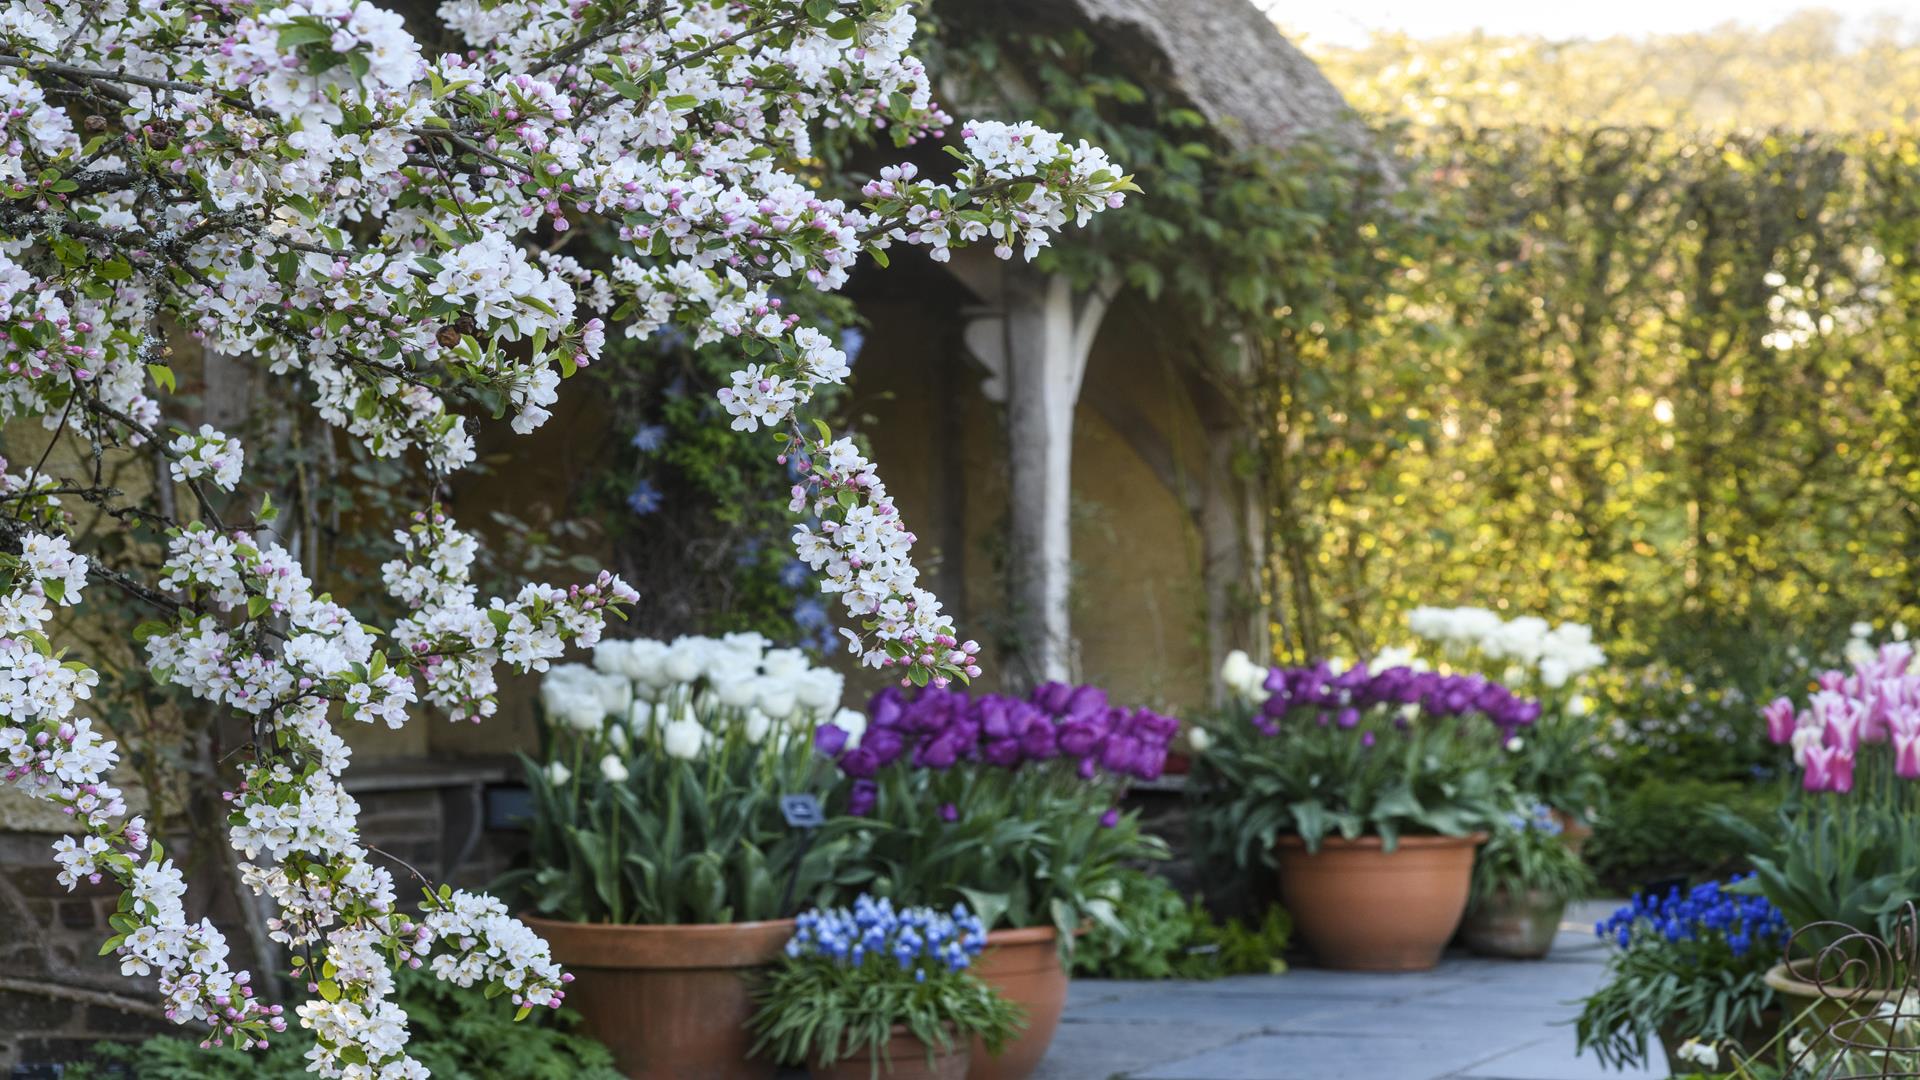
[630,424,667,453]
[794,598,828,631]
[626,480,663,516]
[780,560,811,589]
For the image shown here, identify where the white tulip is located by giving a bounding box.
[626,638,672,686]
[598,754,630,783]
[662,719,705,760]
[1538,658,1570,689]
[562,698,607,733]
[664,637,707,684]
[546,761,572,785]
[761,647,811,679]
[1368,645,1418,674]
[1852,621,1875,640]
[1897,622,1911,643]
[1187,726,1211,753]
[829,708,868,749]
[591,639,632,676]
[593,671,633,716]
[1567,694,1592,717]
[712,663,761,709]
[743,708,774,744]
[757,680,798,721]
[793,668,843,714]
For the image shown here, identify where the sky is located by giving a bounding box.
[1260,0,1919,47]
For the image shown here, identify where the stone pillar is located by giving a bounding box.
[955,258,1112,687]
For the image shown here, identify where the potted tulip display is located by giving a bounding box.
[1722,635,1920,1033]
[502,633,863,1080]
[1191,653,1536,971]
[750,895,1022,1079]
[812,683,1175,1080]
[1406,607,1611,845]
[1460,801,1595,959]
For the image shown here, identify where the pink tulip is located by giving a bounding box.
[1892,704,1920,740]
[1763,697,1797,745]
[1832,748,1857,793]
[1804,745,1837,792]
[1898,732,1920,780]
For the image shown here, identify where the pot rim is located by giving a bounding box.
[1765,958,1920,1002]
[984,924,1061,945]
[1275,831,1489,852]
[521,913,796,969]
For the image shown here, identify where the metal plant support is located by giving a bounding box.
[1780,902,1920,1079]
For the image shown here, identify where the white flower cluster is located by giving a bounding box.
[1407,606,1607,688]
[137,507,627,1075]
[0,0,1131,1068]
[167,425,247,492]
[542,631,856,760]
[789,437,983,681]
[0,524,285,1048]
[1219,649,1270,703]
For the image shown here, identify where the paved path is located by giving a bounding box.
[1035,916,1670,1080]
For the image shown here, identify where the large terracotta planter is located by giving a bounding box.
[1461,888,1566,959]
[525,915,792,1080]
[967,925,1066,1080]
[812,1024,969,1080]
[1275,833,1485,971]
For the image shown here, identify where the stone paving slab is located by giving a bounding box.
[1037,926,1670,1080]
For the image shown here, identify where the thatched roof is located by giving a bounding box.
[1024,0,1370,153]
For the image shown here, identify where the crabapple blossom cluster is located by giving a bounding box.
[167,425,246,491]
[2,0,1129,1070]
[787,434,983,683]
[144,508,623,1075]
[0,520,285,1049]
[1762,635,1920,792]
[1407,606,1608,689]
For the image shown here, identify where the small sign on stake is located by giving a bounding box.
[780,793,825,829]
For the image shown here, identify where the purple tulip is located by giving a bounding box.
[939,802,959,822]
[814,723,849,757]
[1099,808,1120,828]
[1065,685,1109,718]
[848,779,879,816]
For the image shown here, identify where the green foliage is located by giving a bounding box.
[1070,869,1291,980]
[749,935,1021,1071]
[1470,801,1595,907]
[1721,777,1920,963]
[570,291,861,649]
[498,694,861,924]
[62,970,621,1080]
[1189,700,1512,863]
[834,766,1167,944]
[1585,779,1784,892]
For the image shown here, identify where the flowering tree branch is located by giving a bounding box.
[0,0,1133,1075]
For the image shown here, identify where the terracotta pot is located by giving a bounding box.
[967,925,1066,1080]
[1461,888,1566,959]
[812,1024,970,1080]
[525,915,792,1080]
[1275,833,1485,971]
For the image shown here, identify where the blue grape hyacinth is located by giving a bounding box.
[1594,874,1789,958]
[787,895,990,979]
